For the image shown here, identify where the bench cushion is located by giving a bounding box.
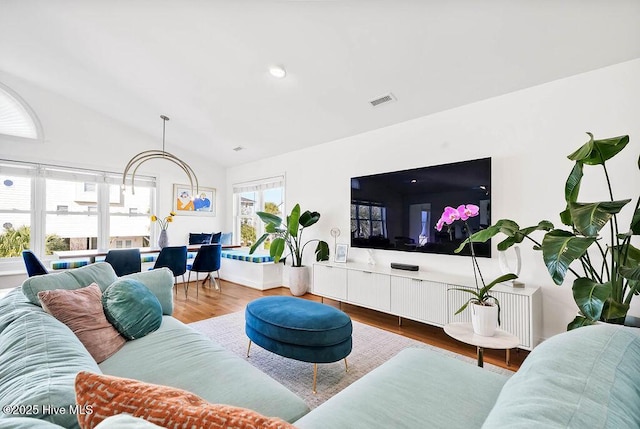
[222,250,274,263]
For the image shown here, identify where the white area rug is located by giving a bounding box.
[189,311,512,409]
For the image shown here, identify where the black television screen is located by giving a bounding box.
[350,157,492,257]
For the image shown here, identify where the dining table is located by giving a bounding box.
[54,244,241,263]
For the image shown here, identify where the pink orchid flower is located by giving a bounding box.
[458,204,480,220]
[435,206,460,231]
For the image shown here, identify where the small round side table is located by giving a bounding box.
[444,322,520,368]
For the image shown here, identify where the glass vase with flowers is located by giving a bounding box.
[151,212,175,248]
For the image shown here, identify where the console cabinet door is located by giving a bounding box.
[490,290,532,349]
[391,277,448,326]
[347,270,391,312]
[313,265,347,300]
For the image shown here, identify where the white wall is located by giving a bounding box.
[0,72,227,286]
[227,59,640,340]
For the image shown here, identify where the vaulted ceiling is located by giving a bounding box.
[2,1,639,167]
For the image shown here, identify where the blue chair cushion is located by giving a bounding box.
[245,296,352,347]
[102,279,162,340]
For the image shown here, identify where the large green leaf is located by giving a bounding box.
[315,241,329,261]
[454,219,552,253]
[631,198,640,235]
[287,204,301,238]
[560,162,583,226]
[567,315,597,331]
[249,233,270,255]
[601,297,629,322]
[256,211,282,227]
[572,278,611,321]
[478,273,518,299]
[541,230,595,284]
[568,200,630,237]
[567,133,629,165]
[300,210,321,228]
[497,221,554,251]
[269,237,287,263]
[620,265,640,282]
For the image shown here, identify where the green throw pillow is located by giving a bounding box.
[102,279,162,340]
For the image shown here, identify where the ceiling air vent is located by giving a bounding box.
[369,93,396,107]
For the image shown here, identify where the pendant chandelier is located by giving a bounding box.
[121,115,199,196]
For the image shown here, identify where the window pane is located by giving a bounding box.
[264,187,283,216]
[0,86,38,139]
[358,206,370,219]
[109,186,151,249]
[45,178,95,254]
[371,206,382,220]
[0,176,32,257]
[240,218,256,247]
[240,192,256,216]
[0,214,31,257]
[0,176,30,211]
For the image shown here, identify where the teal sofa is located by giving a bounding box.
[0,263,308,429]
[295,323,640,429]
[2,261,639,428]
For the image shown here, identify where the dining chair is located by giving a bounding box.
[22,250,49,277]
[105,248,141,277]
[152,245,187,290]
[186,243,222,298]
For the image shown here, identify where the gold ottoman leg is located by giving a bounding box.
[313,363,318,394]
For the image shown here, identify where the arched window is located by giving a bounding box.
[0,83,43,142]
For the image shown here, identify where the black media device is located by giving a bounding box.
[390,262,419,271]
[350,157,492,258]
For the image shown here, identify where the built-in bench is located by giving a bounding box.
[219,250,282,290]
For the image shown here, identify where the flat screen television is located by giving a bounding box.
[350,157,492,257]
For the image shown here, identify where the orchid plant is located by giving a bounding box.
[437,204,518,323]
[150,212,175,230]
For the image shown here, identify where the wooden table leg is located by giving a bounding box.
[506,348,511,367]
[477,346,484,367]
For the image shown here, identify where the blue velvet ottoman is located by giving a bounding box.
[245,296,353,393]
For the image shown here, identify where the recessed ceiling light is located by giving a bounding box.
[269,65,287,79]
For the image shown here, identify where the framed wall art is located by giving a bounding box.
[173,184,216,216]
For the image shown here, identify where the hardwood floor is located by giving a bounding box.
[172,279,528,371]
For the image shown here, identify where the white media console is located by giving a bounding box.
[313,261,542,350]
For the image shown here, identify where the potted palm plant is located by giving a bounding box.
[460,133,640,330]
[249,203,329,296]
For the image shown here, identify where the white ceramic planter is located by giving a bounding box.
[289,266,309,296]
[471,302,499,336]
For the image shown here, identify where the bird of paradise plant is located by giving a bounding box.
[437,204,518,324]
[458,133,640,330]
